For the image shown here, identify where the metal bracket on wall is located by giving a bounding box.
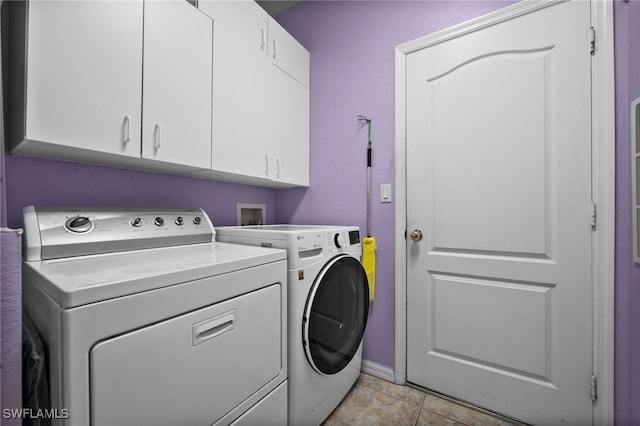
[0,228,23,235]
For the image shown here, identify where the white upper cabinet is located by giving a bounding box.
[198,0,271,181]
[142,0,212,169]
[196,0,310,187]
[4,0,212,173]
[3,0,307,187]
[267,16,310,187]
[5,0,144,159]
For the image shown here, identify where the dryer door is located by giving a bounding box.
[303,254,369,375]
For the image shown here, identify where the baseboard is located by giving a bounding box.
[361,359,396,383]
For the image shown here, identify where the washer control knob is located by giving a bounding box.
[175,216,184,226]
[193,216,202,225]
[64,216,93,234]
[334,233,346,248]
[154,217,165,227]
[130,217,143,227]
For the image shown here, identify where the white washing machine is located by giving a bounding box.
[216,225,369,426]
[21,206,288,426]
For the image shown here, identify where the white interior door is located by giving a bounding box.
[405,1,593,424]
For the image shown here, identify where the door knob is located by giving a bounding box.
[410,229,423,241]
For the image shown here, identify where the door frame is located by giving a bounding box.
[393,0,615,424]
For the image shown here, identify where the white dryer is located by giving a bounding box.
[21,206,288,426]
[216,225,369,426]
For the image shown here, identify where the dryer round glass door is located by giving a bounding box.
[303,254,369,375]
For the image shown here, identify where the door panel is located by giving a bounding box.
[429,50,550,256]
[406,1,592,424]
[431,275,552,378]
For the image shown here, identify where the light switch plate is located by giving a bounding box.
[381,184,392,203]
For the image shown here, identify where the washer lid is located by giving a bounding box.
[23,242,286,308]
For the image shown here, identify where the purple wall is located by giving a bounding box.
[4,155,277,229]
[614,1,640,424]
[276,0,640,423]
[275,0,514,370]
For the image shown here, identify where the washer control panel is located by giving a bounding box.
[326,229,360,254]
[23,206,214,261]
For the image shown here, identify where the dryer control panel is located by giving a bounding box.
[23,206,214,261]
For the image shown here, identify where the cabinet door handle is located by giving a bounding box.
[123,115,131,145]
[261,29,266,50]
[273,39,278,59]
[276,157,281,179]
[154,123,161,151]
[265,153,271,177]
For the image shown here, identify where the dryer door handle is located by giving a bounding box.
[192,310,236,346]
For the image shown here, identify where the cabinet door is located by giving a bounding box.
[200,0,271,180]
[142,0,212,169]
[270,66,309,186]
[268,18,309,186]
[24,0,143,157]
[268,17,310,88]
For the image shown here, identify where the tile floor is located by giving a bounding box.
[323,373,521,426]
